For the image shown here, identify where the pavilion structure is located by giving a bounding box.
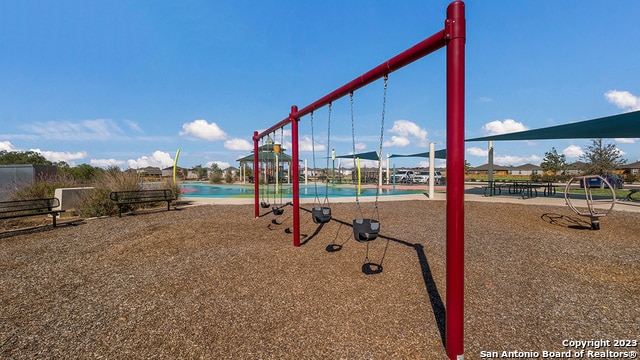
[237,136,292,184]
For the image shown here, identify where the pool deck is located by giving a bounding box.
[180,184,640,213]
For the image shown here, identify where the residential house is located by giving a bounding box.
[509,163,541,176]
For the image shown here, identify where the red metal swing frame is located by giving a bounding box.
[252,2,465,358]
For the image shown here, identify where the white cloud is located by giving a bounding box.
[298,135,326,152]
[224,138,253,151]
[479,96,493,103]
[494,154,542,166]
[466,147,488,157]
[482,119,528,135]
[124,120,143,133]
[615,138,636,144]
[0,141,19,151]
[562,145,584,158]
[127,151,174,169]
[605,90,640,111]
[90,158,126,168]
[383,135,411,148]
[355,143,367,151]
[387,120,428,147]
[205,161,231,169]
[31,148,87,163]
[179,119,227,141]
[418,159,447,168]
[22,119,125,141]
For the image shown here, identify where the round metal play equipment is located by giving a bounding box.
[564,175,616,230]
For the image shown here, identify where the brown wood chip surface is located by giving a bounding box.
[1,200,638,359]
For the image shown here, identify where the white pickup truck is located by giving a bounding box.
[413,171,442,184]
[392,170,414,183]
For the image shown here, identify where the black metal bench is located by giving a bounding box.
[109,189,175,217]
[627,188,640,202]
[0,198,65,227]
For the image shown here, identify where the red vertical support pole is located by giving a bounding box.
[445,1,465,359]
[290,106,301,247]
[253,131,260,218]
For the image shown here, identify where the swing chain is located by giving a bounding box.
[324,102,332,205]
[349,92,363,218]
[310,111,320,205]
[373,74,388,215]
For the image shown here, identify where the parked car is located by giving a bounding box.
[579,174,624,189]
[392,170,414,183]
[413,171,442,184]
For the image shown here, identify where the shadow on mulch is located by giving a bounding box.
[0,219,85,239]
[297,205,448,347]
[541,213,592,230]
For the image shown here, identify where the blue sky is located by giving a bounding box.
[1,0,638,170]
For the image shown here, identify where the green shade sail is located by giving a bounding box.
[334,151,381,161]
[466,110,640,142]
[389,149,447,159]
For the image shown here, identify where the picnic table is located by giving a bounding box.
[484,180,556,199]
[483,181,502,196]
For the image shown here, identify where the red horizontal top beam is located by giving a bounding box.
[254,29,446,141]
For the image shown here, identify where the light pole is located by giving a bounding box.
[331,148,336,185]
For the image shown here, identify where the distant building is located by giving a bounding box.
[565,161,587,175]
[468,164,512,176]
[0,164,57,201]
[137,166,162,178]
[509,163,541,176]
[620,160,640,176]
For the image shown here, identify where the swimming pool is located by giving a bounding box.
[179,183,422,198]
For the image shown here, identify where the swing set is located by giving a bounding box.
[252,2,465,358]
[257,130,289,218]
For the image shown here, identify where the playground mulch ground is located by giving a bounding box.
[1,200,638,359]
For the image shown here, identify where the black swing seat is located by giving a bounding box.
[260,201,270,209]
[353,218,380,242]
[272,206,284,216]
[312,206,331,224]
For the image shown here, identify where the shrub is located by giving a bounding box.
[158,177,181,202]
[224,169,234,184]
[623,173,637,184]
[76,188,116,218]
[75,169,142,217]
[210,169,223,184]
[9,174,76,200]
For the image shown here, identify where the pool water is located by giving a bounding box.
[179,183,421,198]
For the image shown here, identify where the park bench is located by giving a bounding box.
[109,189,175,217]
[627,188,640,202]
[0,198,65,227]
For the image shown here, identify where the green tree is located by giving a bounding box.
[540,147,567,180]
[0,150,51,165]
[224,168,234,183]
[244,166,253,182]
[192,165,208,180]
[580,139,626,175]
[209,163,223,184]
[57,163,104,183]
